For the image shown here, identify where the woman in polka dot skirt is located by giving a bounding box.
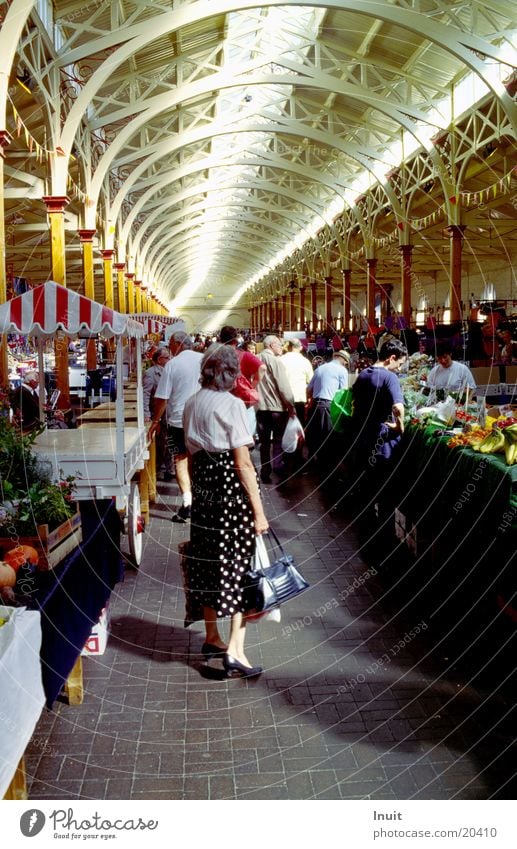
[183,344,269,678]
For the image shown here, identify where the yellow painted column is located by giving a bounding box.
[134,280,142,313]
[78,230,96,299]
[114,263,126,313]
[43,195,70,408]
[0,131,12,390]
[126,273,135,315]
[43,196,69,286]
[102,249,114,308]
[78,229,97,370]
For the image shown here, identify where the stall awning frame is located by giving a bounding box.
[0,281,145,339]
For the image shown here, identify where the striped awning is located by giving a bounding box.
[133,314,166,334]
[134,312,177,328]
[0,281,145,338]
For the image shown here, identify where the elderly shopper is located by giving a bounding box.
[143,346,172,481]
[256,335,295,483]
[183,344,268,678]
[305,349,350,469]
[150,331,203,522]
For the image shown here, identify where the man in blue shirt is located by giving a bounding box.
[351,338,407,540]
[305,349,350,469]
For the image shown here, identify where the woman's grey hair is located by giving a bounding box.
[152,346,169,363]
[170,330,193,349]
[288,338,302,351]
[200,344,240,391]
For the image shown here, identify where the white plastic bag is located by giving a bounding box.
[251,536,281,623]
[281,415,304,453]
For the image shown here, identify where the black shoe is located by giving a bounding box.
[223,654,262,678]
[202,642,226,660]
[171,505,191,523]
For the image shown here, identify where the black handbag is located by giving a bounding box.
[246,528,309,612]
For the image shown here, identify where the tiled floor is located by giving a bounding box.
[25,463,516,800]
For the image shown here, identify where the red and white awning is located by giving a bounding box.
[134,312,176,327]
[0,281,145,338]
[133,313,166,334]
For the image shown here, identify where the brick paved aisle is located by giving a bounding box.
[25,468,516,800]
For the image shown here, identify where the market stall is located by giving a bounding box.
[0,281,148,566]
[384,362,517,632]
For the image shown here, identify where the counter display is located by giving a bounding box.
[27,500,122,708]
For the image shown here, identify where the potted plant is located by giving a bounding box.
[0,401,81,570]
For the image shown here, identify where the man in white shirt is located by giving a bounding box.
[282,339,313,419]
[427,342,476,403]
[150,331,203,522]
[281,339,313,470]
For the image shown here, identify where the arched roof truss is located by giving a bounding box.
[1,0,515,317]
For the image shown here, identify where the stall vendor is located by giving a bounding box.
[427,341,476,403]
[10,369,41,432]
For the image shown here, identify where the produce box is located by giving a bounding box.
[0,508,82,571]
[81,605,110,656]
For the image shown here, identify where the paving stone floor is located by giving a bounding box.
[25,463,517,800]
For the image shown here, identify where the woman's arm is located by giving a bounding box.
[232,445,269,534]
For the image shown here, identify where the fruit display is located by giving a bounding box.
[0,562,17,587]
[475,429,506,455]
[502,424,517,465]
[446,427,493,449]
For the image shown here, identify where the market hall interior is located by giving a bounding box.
[0,0,516,802]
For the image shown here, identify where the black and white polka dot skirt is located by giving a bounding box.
[189,449,257,618]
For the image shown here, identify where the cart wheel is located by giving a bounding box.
[128,481,144,567]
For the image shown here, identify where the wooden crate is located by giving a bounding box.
[0,509,82,570]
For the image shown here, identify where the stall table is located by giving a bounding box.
[28,500,122,708]
[390,422,516,625]
[76,402,138,425]
[0,608,45,798]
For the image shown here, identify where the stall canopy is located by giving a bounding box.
[133,313,166,334]
[134,312,177,328]
[0,281,145,338]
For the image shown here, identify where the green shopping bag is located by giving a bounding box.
[330,388,353,432]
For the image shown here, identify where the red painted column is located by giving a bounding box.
[299,287,306,331]
[366,258,378,326]
[342,268,352,331]
[399,245,413,327]
[278,294,285,333]
[267,300,273,330]
[289,289,296,330]
[447,225,466,323]
[324,276,333,333]
[310,282,318,331]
